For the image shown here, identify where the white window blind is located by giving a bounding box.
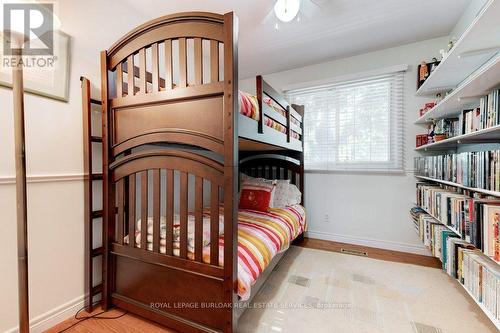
[287,72,405,172]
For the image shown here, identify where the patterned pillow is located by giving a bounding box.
[239,178,276,212]
[271,180,302,208]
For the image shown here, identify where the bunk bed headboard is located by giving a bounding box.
[100,12,239,332]
[239,151,304,205]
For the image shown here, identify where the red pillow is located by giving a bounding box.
[239,180,275,212]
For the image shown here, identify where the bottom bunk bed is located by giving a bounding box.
[125,203,306,301]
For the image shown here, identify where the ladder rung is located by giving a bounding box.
[91,173,102,180]
[92,247,104,257]
[91,210,103,218]
[92,284,103,295]
[90,98,102,105]
[90,136,102,143]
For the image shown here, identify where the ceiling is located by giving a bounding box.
[58,0,471,78]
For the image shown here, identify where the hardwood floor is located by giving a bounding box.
[45,307,176,333]
[294,237,442,268]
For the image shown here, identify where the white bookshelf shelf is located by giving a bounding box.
[412,207,500,331]
[415,205,461,237]
[416,0,500,97]
[458,281,500,331]
[413,2,500,330]
[415,53,500,124]
[415,175,500,197]
[415,124,500,151]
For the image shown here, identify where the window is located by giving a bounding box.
[287,71,404,172]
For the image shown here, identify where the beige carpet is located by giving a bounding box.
[236,246,497,333]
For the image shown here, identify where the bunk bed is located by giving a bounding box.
[97,11,305,333]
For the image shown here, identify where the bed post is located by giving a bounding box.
[256,75,264,134]
[100,50,114,311]
[292,104,305,206]
[223,12,239,332]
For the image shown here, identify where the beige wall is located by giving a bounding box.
[0,5,102,332]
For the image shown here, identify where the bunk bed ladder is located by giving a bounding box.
[81,76,104,313]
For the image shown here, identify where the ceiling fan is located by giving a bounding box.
[265,0,333,29]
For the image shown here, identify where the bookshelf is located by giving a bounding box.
[416,0,500,97]
[415,124,500,151]
[412,196,500,330]
[412,2,500,328]
[414,204,460,236]
[459,281,500,331]
[415,175,500,198]
[415,53,500,124]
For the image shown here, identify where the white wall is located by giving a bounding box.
[241,36,449,255]
[0,7,103,333]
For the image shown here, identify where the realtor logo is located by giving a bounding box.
[3,3,54,55]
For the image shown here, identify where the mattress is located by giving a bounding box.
[239,90,301,140]
[125,205,306,300]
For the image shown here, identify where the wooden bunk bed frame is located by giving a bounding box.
[98,11,304,333]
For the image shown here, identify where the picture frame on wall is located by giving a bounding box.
[0,30,71,102]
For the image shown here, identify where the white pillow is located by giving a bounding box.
[271,180,302,208]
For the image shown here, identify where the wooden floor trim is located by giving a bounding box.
[294,237,442,269]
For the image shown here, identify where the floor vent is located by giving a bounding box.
[411,322,443,333]
[340,248,368,257]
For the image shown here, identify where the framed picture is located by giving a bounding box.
[0,30,71,102]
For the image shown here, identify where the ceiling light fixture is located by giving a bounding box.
[274,0,301,23]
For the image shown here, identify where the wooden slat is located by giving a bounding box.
[91,210,103,219]
[165,40,173,90]
[91,247,104,257]
[210,184,219,266]
[194,176,203,262]
[140,171,148,251]
[116,63,123,97]
[179,38,187,88]
[91,173,103,180]
[194,38,203,85]
[117,179,125,245]
[210,40,219,83]
[128,174,136,247]
[179,172,188,259]
[152,169,160,252]
[151,43,159,92]
[111,243,224,279]
[286,106,291,143]
[127,55,134,96]
[139,48,147,94]
[166,169,174,255]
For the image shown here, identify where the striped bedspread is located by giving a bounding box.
[128,205,306,300]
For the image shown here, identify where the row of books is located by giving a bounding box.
[415,183,500,261]
[411,206,500,322]
[414,150,500,191]
[470,89,500,132]
[444,89,500,136]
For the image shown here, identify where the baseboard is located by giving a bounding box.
[4,295,85,333]
[305,230,431,256]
